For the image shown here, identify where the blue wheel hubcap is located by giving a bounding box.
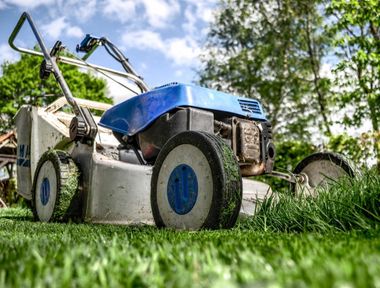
[40,177,50,206]
[167,164,198,215]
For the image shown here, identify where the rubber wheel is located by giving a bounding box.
[151,131,242,230]
[32,150,79,222]
[293,152,355,196]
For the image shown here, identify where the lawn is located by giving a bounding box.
[1,173,380,287]
[1,208,380,288]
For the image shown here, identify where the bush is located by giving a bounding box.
[327,133,375,169]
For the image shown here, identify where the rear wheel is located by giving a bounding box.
[32,150,79,222]
[151,131,242,230]
[293,152,355,196]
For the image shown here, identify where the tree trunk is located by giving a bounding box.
[304,7,332,136]
[368,100,380,172]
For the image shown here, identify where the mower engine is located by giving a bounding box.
[99,83,276,176]
[218,117,275,176]
[137,108,275,176]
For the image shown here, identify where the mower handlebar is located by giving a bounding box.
[9,12,82,117]
[8,12,149,95]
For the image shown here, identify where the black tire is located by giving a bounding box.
[292,152,355,195]
[151,131,242,230]
[31,150,80,222]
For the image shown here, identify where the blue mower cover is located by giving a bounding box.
[99,83,266,136]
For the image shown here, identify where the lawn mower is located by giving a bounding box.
[8,12,355,230]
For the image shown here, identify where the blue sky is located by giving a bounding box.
[0,0,217,101]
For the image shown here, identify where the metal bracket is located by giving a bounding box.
[268,170,307,184]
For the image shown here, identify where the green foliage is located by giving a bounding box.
[327,0,380,168]
[327,133,375,168]
[243,172,380,233]
[199,0,334,140]
[0,53,112,132]
[199,0,379,167]
[274,140,318,172]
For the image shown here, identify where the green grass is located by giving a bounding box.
[1,172,380,287]
[1,210,380,287]
[242,171,380,233]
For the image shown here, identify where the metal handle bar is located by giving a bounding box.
[100,37,149,93]
[76,34,149,93]
[9,12,83,117]
[8,12,149,98]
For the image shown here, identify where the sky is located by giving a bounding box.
[0,0,218,102]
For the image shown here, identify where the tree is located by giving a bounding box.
[199,0,334,141]
[0,53,112,132]
[327,0,380,169]
[299,1,334,136]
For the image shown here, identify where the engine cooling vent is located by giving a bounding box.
[153,82,179,90]
[238,99,262,115]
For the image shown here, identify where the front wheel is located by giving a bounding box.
[32,150,79,222]
[293,152,356,196]
[151,131,242,230]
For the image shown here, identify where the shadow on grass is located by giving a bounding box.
[0,215,33,221]
[0,207,33,221]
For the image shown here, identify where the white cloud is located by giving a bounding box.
[175,69,183,77]
[103,74,138,104]
[101,0,179,29]
[0,0,53,10]
[0,44,20,63]
[23,0,214,67]
[41,17,84,39]
[116,0,216,68]
[181,0,217,41]
[102,0,136,23]
[122,30,165,51]
[182,6,197,35]
[41,17,67,39]
[66,26,84,38]
[1,0,97,22]
[184,0,217,23]
[55,0,97,22]
[166,37,200,66]
[122,30,200,67]
[140,0,180,29]
[87,70,137,103]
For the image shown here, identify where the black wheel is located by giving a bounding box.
[32,150,79,222]
[151,131,242,230]
[293,152,355,196]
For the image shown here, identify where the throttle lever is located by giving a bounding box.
[50,40,65,57]
[40,41,64,80]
